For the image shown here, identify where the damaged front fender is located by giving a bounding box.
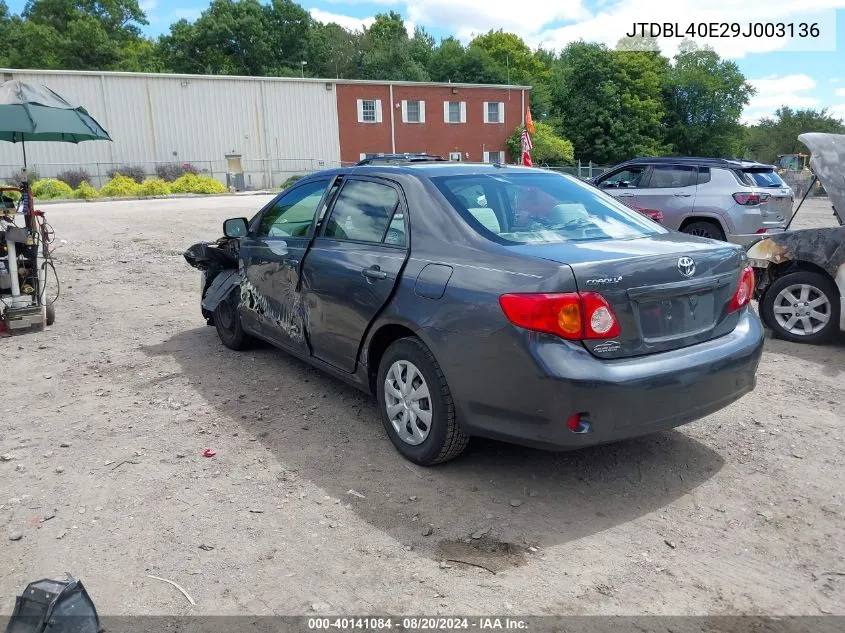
[202,269,242,316]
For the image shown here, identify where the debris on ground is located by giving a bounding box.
[146,575,195,605]
[202,449,216,458]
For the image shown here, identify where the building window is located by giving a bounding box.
[449,152,462,162]
[484,151,504,164]
[444,101,466,123]
[401,100,425,123]
[357,99,382,123]
[484,101,504,124]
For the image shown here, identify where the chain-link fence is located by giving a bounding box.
[1,156,610,191]
[538,161,610,180]
[0,158,346,191]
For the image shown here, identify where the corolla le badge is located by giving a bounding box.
[585,276,623,285]
[677,256,696,277]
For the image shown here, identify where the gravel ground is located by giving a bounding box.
[0,195,843,616]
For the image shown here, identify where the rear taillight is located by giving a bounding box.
[755,228,768,234]
[639,208,663,223]
[733,192,771,205]
[729,266,755,312]
[499,292,621,340]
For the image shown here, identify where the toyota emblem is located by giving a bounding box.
[678,256,696,277]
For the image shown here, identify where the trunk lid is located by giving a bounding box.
[508,234,745,359]
[742,167,793,226]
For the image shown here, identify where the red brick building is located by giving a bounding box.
[335,80,531,164]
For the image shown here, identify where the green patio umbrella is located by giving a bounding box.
[0,79,112,170]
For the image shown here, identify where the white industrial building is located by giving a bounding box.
[0,68,344,189]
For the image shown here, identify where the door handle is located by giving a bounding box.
[618,192,636,197]
[362,266,388,281]
[674,193,692,197]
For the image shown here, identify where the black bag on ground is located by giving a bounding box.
[4,574,99,633]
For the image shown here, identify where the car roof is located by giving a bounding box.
[305,163,552,180]
[615,156,774,170]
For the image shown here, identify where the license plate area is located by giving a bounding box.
[637,292,716,341]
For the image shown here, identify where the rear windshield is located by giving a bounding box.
[432,172,666,244]
[746,170,786,187]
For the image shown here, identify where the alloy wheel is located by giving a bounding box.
[772,283,831,336]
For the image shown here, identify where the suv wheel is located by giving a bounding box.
[376,337,469,465]
[681,220,726,241]
[760,271,840,344]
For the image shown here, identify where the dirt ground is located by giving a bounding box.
[1,195,843,616]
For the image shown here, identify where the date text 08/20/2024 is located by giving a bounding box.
[625,22,820,38]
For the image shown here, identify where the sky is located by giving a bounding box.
[7,0,845,124]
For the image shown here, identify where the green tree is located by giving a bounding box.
[745,107,845,163]
[360,12,428,81]
[550,40,671,164]
[306,21,362,79]
[468,30,553,117]
[426,37,467,82]
[663,41,754,157]
[506,122,575,165]
[3,0,148,70]
[551,42,628,164]
[157,0,306,76]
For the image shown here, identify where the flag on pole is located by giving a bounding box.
[525,107,535,135]
[520,126,533,166]
[520,127,533,152]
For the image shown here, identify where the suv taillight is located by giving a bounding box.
[729,266,755,312]
[733,192,771,205]
[499,292,621,340]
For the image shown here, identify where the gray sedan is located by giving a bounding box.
[185,163,764,465]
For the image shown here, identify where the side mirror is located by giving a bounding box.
[223,217,249,238]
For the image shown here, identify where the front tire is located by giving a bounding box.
[213,290,252,350]
[376,337,469,465]
[760,270,840,344]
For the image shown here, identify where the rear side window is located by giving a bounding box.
[433,172,666,244]
[323,179,401,244]
[747,170,786,187]
[643,165,696,188]
[696,167,711,185]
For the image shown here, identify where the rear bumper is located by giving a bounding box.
[433,310,764,450]
[728,230,784,249]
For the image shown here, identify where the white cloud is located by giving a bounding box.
[405,0,587,42]
[741,74,822,124]
[139,0,157,11]
[831,78,841,83]
[836,88,845,97]
[829,104,845,120]
[309,8,376,31]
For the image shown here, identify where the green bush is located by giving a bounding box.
[100,174,142,197]
[73,181,99,200]
[138,177,172,197]
[31,178,74,200]
[170,173,227,194]
[280,174,304,189]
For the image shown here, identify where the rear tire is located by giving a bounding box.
[376,337,469,465]
[760,270,840,344]
[46,304,56,326]
[681,220,726,241]
[214,290,252,350]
